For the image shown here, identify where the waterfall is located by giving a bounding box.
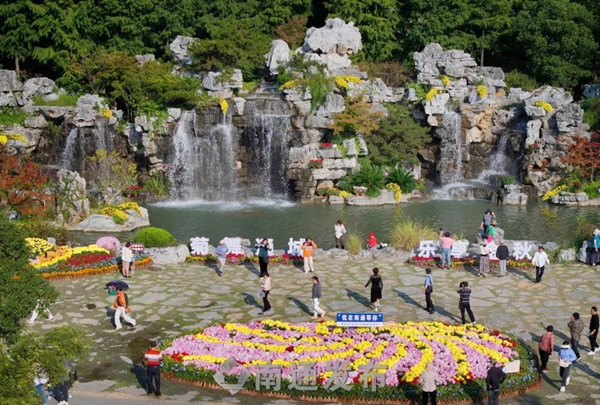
[477,132,517,182]
[437,112,463,184]
[59,127,79,169]
[245,100,291,197]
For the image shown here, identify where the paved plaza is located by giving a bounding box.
[32,258,600,404]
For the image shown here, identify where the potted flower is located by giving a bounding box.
[124,185,142,198]
[320,142,333,149]
[308,159,324,169]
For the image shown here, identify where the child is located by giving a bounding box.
[367,233,378,249]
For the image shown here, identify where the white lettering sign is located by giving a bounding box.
[190,237,209,256]
[288,238,306,256]
[223,237,244,255]
[487,240,498,261]
[513,241,533,260]
[255,238,275,256]
[450,240,469,258]
[417,240,438,258]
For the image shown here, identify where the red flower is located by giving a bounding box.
[285,346,294,352]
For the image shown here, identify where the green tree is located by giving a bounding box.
[507,0,597,88]
[0,214,57,341]
[325,0,400,61]
[0,1,37,74]
[368,104,432,167]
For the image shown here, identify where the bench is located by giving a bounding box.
[130,243,145,253]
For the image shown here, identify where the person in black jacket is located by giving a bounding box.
[256,239,271,277]
[457,281,475,324]
[365,267,383,311]
[588,306,600,355]
[486,359,506,405]
[496,241,509,277]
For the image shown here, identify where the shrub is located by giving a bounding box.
[574,221,597,248]
[134,227,175,247]
[353,164,386,198]
[504,70,538,91]
[20,218,68,245]
[87,150,138,194]
[500,176,515,186]
[346,233,363,255]
[335,175,355,194]
[387,167,417,193]
[274,15,307,49]
[581,180,600,199]
[32,93,79,107]
[389,220,437,251]
[582,98,600,131]
[0,107,28,126]
[358,61,411,88]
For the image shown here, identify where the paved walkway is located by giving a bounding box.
[33,258,600,404]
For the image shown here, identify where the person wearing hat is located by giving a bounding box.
[558,341,577,392]
[592,229,600,266]
[215,240,229,276]
[485,359,506,404]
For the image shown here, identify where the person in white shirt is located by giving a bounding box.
[121,242,133,278]
[477,243,492,277]
[334,220,347,249]
[532,246,550,283]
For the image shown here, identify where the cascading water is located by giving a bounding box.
[437,111,463,184]
[477,132,517,182]
[58,120,114,172]
[59,127,79,169]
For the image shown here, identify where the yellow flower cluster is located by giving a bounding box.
[542,184,566,201]
[279,79,301,90]
[100,107,113,118]
[425,88,444,102]
[533,100,553,113]
[182,354,227,363]
[218,98,229,114]
[25,238,55,256]
[386,183,402,202]
[262,320,310,333]
[101,206,128,222]
[0,132,27,145]
[32,245,109,269]
[441,75,451,87]
[118,201,142,216]
[477,85,488,99]
[334,75,362,88]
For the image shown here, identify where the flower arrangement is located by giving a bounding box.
[118,201,142,216]
[542,184,567,201]
[33,245,109,269]
[424,88,444,102]
[186,253,303,266]
[123,185,142,198]
[441,75,451,87]
[308,159,324,169]
[477,85,488,99]
[0,132,26,145]
[218,98,229,114]
[100,107,113,118]
[386,183,402,202]
[161,321,537,402]
[42,255,153,279]
[334,75,362,89]
[25,237,55,257]
[279,79,301,91]
[533,100,553,113]
[335,189,352,199]
[410,256,476,268]
[101,202,143,224]
[320,142,333,149]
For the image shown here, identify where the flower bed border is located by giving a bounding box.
[186,254,303,266]
[42,256,153,279]
[409,256,534,269]
[159,322,540,404]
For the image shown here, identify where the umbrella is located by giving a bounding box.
[105,280,129,290]
[96,236,121,251]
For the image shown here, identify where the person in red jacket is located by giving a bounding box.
[367,233,378,249]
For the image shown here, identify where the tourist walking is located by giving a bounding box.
[495,241,509,277]
[215,240,229,276]
[34,364,49,405]
[477,242,491,277]
[142,341,163,398]
[485,359,506,405]
[568,313,584,360]
[113,287,136,330]
[592,229,600,266]
[531,246,550,283]
[27,299,54,325]
[121,242,133,278]
[367,232,378,249]
[335,220,346,249]
[480,209,495,238]
[311,276,325,319]
[423,268,434,314]
[365,267,383,311]
[538,325,554,373]
[457,281,475,324]
[257,239,271,277]
[588,306,599,355]
[439,229,455,269]
[418,362,438,405]
[260,272,271,314]
[558,341,577,392]
[301,237,317,273]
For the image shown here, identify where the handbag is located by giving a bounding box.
[559,358,570,368]
[425,285,433,293]
[257,289,265,298]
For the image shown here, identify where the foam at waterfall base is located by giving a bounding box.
[433,180,497,201]
[152,197,296,211]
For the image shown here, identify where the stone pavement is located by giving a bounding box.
[32,258,600,404]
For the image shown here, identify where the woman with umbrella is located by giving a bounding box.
[107,281,136,330]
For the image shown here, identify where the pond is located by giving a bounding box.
[141,198,599,249]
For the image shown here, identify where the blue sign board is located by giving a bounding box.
[336,312,383,327]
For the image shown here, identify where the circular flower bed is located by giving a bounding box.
[161,321,538,402]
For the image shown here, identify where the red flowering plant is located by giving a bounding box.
[320,142,333,149]
[308,159,324,169]
[124,185,142,197]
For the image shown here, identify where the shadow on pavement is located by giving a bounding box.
[345,289,370,307]
[241,292,262,309]
[287,297,312,315]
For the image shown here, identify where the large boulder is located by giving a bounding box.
[584,84,600,98]
[68,207,150,232]
[22,77,55,104]
[170,35,196,64]
[148,244,190,265]
[0,70,23,107]
[555,104,583,133]
[264,39,291,75]
[73,94,107,127]
[302,18,362,55]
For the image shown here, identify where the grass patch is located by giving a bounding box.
[32,93,79,107]
[0,107,28,126]
[346,233,363,255]
[389,220,437,251]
